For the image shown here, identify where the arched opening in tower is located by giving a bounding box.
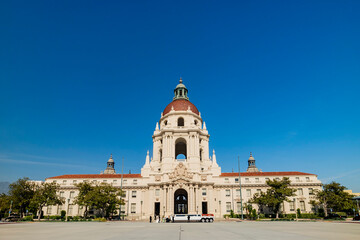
[177,117,184,126]
[174,188,188,214]
[175,138,187,160]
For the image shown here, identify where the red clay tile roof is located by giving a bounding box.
[220,171,314,177]
[46,174,141,180]
[163,99,199,116]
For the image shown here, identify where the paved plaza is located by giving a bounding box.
[0,221,359,240]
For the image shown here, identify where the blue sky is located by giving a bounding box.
[0,1,359,191]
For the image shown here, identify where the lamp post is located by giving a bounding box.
[238,156,244,220]
[66,199,70,221]
[141,201,143,220]
[219,201,221,218]
[163,206,165,219]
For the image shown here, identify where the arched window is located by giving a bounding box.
[159,149,162,162]
[164,120,168,126]
[178,117,184,127]
[175,138,187,161]
[194,120,198,126]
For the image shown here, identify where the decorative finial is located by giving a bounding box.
[179,77,182,83]
[110,153,113,159]
[250,152,252,157]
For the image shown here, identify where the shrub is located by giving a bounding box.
[49,215,61,220]
[72,216,80,221]
[22,216,33,221]
[258,214,266,219]
[94,217,106,222]
[297,209,302,218]
[60,210,66,218]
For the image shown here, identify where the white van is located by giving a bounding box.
[173,214,213,222]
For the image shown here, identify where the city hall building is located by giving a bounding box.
[44,80,322,219]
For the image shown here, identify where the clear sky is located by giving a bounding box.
[0,1,359,191]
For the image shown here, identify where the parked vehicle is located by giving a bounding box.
[324,213,343,220]
[353,215,360,221]
[173,214,214,222]
[4,214,21,222]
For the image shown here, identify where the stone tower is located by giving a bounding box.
[246,152,259,172]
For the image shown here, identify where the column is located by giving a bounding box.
[189,185,194,213]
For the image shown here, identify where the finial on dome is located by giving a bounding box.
[250,152,252,157]
[179,77,183,83]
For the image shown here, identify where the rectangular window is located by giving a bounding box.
[297,188,303,196]
[225,178,229,183]
[275,177,280,180]
[131,203,136,213]
[113,180,117,184]
[235,178,239,183]
[300,201,305,211]
[225,189,230,197]
[52,180,57,183]
[133,179,137,185]
[59,191,64,198]
[103,180,107,183]
[236,202,241,213]
[308,188,314,195]
[257,189,261,194]
[68,205,73,215]
[296,177,300,182]
[155,189,160,196]
[57,205,62,215]
[47,206,52,215]
[202,188,207,196]
[289,201,295,211]
[92,180,97,184]
[69,191,75,199]
[62,180,67,185]
[123,179,127,185]
[246,189,251,197]
[122,191,126,198]
[132,191,137,198]
[306,177,310,182]
[73,180,77,184]
[265,178,270,182]
[84,180,89,183]
[226,202,231,212]
[255,178,259,182]
[236,189,240,197]
[245,178,250,183]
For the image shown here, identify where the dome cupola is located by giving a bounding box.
[173,78,189,101]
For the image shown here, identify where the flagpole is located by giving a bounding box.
[238,156,244,220]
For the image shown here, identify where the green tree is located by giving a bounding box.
[8,178,36,217]
[73,182,93,217]
[251,177,296,218]
[0,193,11,218]
[314,182,355,217]
[30,182,64,220]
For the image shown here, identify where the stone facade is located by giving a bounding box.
[44,79,322,219]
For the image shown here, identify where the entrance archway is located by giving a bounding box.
[174,189,188,214]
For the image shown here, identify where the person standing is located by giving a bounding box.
[149,216,152,223]
[187,215,190,222]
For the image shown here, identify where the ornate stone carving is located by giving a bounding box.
[201,175,207,181]
[168,162,193,180]
[155,175,161,182]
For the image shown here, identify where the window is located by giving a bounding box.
[62,180,67,185]
[103,180,107,183]
[113,180,117,184]
[235,178,239,183]
[132,191,137,198]
[155,189,160,196]
[306,177,310,182]
[275,177,280,180]
[131,203,136,213]
[289,201,295,211]
[92,180,97,184]
[225,189,230,197]
[122,191,126,198]
[123,179,127,185]
[194,120,198,125]
[68,205,73,215]
[69,191,75,199]
[265,178,270,182]
[225,178,229,183]
[59,191,64,198]
[257,189,261,194]
[255,178,259,182]
[245,178,250,183]
[47,206,52,215]
[236,202,242,213]
[308,188,314,195]
[73,180,77,184]
[246,189,251,197]
[297,188,303,196]
[236,189,240,197]
[57,205,62,215]
[295,177,300,182]
[84,180,89,183]
[52,180,57,183]
[300,201,305,211]
[226,202,231,212]
[177,117,184,126]
[133,179,137,185]
[202,188,207,196]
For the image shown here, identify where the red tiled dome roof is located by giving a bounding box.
[163,99,199,116]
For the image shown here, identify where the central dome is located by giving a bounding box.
[163,99,199,116]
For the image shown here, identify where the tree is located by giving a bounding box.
[250,177,296,218]
[30,182,64,220]
[8,178,36,217]
[86,183,124,218]
[0,193,11,218]
[73,182,93,217]
[313,182,355,217]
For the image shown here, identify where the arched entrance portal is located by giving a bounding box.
[174,189,188,214]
